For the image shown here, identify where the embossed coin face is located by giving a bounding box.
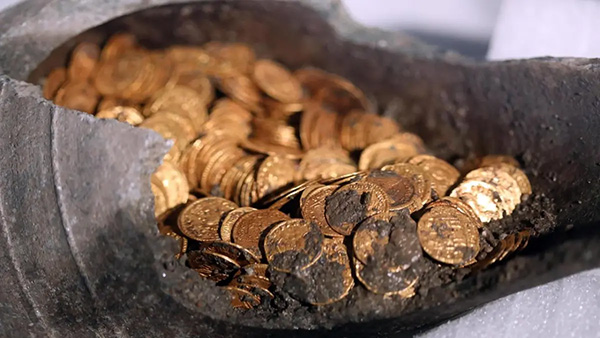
[380,163,432,212]
[365,170,417,212]
[232,209,290,257]
[300,185,344,237]
[417,206,480,265]
[264,219,324,272]
[253,59,303,103]
[255,155,297,199]
[324,181,390,236]
[188,250,240,282]
[408,155,460,196]
[177,197,237,241]
[450,179,512,223]
[220,207,256,242]
[486,163,532,195]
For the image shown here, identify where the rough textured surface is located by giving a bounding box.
[1,0,600,337]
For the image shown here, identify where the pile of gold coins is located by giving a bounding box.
[44,33,533,309]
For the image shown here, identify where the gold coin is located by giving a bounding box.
[94,52,150,98]
[263,219,324,273]
[143,86,208,130]
[318,171,367,185]
[100,33,137,60]
[231,209,290,257]
[426,196,481,226]
[364,170,419,213]
[417,206,480,265]
[223,286,260,309]
[255,155,297,199]
[465,167,522,209]
[152,161,189,208]
[257,179,319,209]
[197,240,260,267]
[241,263,270,281]
[450,180,504,223]
[220,207,257,242]
[54,81,100,114]
[380,163,432,212]
[95,106,144,126]
[43,67,67,100]
[359,136,422,170]
[353,258,418,296]
[253,59,303,103]
[177,197,237,242]
[279,238,353,305]
[408,154,460,196]
[172,72,214,105]
[324,181,390,236]
[486,163,532,195]
[189,251,240,282]
[218,75,263,113]
[212,43,256,75]
[151,181,168,218]
[68,42,100,82]
[300,185,344,237]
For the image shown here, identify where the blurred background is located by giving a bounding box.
[2,0,600,59]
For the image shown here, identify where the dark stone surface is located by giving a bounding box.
[1,0,600,337]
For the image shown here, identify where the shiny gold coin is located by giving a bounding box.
[465,167,522,210]
[264,219,324,273]
[95,106,144,125]
[379,163,432,212]
[68,42,100,82]
[223,286,260,309]
[354,258,418,297]
[486,163,532,195]
[54,81,100,114]
[152,161,189,208]
[94,52,150,98]
[231,209,290,257]
[253,59,303,103]
[197,240,260,267]
[417,206,480,265]
[220,207,257,242]
[300,185,344,237]
[218,75,262,113]
[177,197,237,242]
[189,250,240,282]
[324,181,390,236]
[426,196,481,226]
[172,72,214,106]
[450,180,505,223]
[255,155,297,199]
[43,67,67,100]
[408,154,460,196]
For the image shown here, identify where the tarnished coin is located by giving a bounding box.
[417,206,480,265]
[365,170,420,213]
[220,207,257,242]
[197,240,260,266]
[253,59,303,103]
[189,250,240,282]
[241,263,270,281]
[264,219,324,273]
[300,185,344,237]
[232,209,290,257]
[43,67,67,100]
[380,163,433,212]
[354,258,418,297]
[177,197,237,241]
[408,155,460,196]
[324,181,390,236]
[228,277,275,302]
[273,238,353,305]
[255,155,297,199]
[223,286,261,309]
[353,210,422,269]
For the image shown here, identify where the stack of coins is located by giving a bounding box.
[44,34,534,309]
